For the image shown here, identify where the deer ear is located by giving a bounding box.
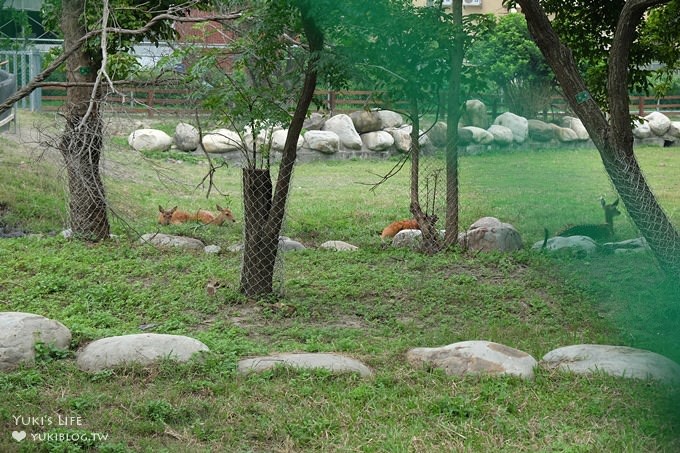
[171,206,178,213]
[159,205,164,213]
[216,204,223,211]
[612,198,619,206]
[600,198,606,207]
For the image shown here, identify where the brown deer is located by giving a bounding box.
[554,198,621,242]
[158,205,236,226]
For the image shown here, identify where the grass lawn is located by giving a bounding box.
[0,112,678,452]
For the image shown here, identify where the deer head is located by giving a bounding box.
[158,205,178,225]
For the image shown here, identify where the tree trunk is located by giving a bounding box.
[240,168,278,296]
[239,2,322,297]
[409,97,440,254]
[444,0,464,247]
[60,0,109,241]
[517,0,680,277]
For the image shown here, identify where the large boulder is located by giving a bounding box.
[553,125,580,143]
[561,116,589,140]
[487,124,514,146]
[174,123,200,151]
[0,312,71,371]
[667,122,680,139]
[427,121,448,147]
[361,131,394,151]
[303,130,340,154]
[532,235,598,255]
[493,112,529,144]
[462,99,489,129]
[632,120,652,139]
[271,129,304,152]
[541,344,680,384]
[528,119,555,142]
[349,111,382,133]
[376,110,404,128]
[140,233,205,250]
[461,217,523,252]
[128,129,173,152]
[319,240,358,251]
[461,126,494,145]
[303,112,327,130]
[322,114,363,150]
[202,128,242,153]
[238,353,374,377]
[77,334,210,372]
[385,127,412,153]
[644,111,671,136]
[407,341,537,380]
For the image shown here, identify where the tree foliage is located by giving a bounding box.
[469,12,554,117]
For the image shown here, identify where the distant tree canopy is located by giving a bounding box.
[468,12,555,118]
[535,0,680,106]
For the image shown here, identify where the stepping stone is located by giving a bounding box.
[77,333,210,372]
[140,233,205,250]
[0,312,72,371]
[541,344,680,384]
[407,340,537,380]
[238,353,374,377]
[319,240,358,251]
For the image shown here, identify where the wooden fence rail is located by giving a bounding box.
[37,88,680,118]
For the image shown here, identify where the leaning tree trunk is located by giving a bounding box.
[518,0,680,277]
[60,0,110,241]
[239,2,322,297]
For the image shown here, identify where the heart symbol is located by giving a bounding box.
[12,431,26,442]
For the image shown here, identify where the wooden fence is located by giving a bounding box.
[38,88,680,118]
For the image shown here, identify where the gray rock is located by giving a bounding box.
[561,116,589,140]
[493,112,529,144]
[303,130,340,154]
[632,121,652,139]
[202,129,242,153]
[204,245,221,254]
[303,112,327,131]
[322,114,363,150]
[462,99,489,129]
[461,217,523,252]
[407,340,537,380]
[528,119,555,142]
[319,240,358,251]
[361,131,394,151]
[238,353,374,377]
[128,129,173,152]
[487,124,514,146]
[541,344,680,384]
[531,235,598,255]
[77,333,210,372]
[349,111,382,133]
[271,129,304,152]
[0,312,72,371]
[554,125,580,142]
[376,110,404,128]
[427,121,448,147]
[644,111,671,136]
[227,243,244,253]
[385,127,412,153]
[174,123,200,151]
[461,126,494,145]
[667,121,680,139]
[279,237,306,251]
[140,233,205,250]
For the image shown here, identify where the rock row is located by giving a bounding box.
[2,312,679,385]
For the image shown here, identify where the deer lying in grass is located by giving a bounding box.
[380,214,438,240]
[158,205,236,226]
[543,198,621,246]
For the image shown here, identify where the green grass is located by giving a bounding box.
[0,112,679,451]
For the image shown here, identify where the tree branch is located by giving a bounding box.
[0,10,243,114]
